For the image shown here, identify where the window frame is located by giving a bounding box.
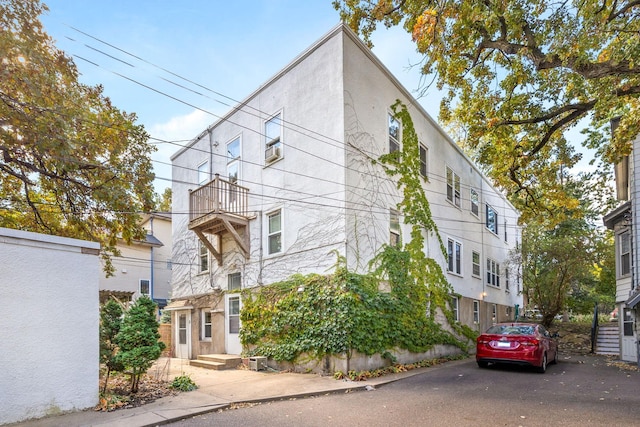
[446,166,461,208]
[228,272,241,290]
[264,111,283,163]
[267,209,282,255]
[201,309,212,341]
[390,209,401,247]
[227,136,241,184]
[473,300,480,324]
[619,230,631,277]
[470,188,479,217]
[388,113,401,153]
[451,296,459,322]
[447,238,463,276]
[419,143,428,179]
[472,251,481,278]
[504,219,508,242]
[139,279,150,297]
[485,203,498,235]
[199,240,209,273]
[486,258,500,288]
[197,161,209,185]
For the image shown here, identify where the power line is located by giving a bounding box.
[61,24,518,207]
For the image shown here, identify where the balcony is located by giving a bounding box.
[189,174,251,265]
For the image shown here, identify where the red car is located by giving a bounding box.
[476,322,558,373]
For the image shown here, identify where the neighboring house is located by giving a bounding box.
[0,228,100,424]
[100,212,172,313]
[168,24,522,361]
[603,124,639,363]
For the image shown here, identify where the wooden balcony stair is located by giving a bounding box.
[189,174,252,265]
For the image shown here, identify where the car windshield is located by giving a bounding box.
[485,325,535,336]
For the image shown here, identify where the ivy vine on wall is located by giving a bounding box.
[240,102,475,363]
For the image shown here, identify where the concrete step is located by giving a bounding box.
[190,354,241,370]
[595,325,620,356]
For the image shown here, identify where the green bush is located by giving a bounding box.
[170,374,198,392]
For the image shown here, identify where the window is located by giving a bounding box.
[472,251,481,277]
[229,296,240,334]
[505,269,510,291]
[504,219,508,242]
[199,240,209,273]
[446,167,461,207]
[486,204,498,234]
[166,259,172,270]
[268,210,282,255]
[201,310,212,340]
[447,238,462,275]
[228,272,241,290]
[390,209,401,246]
[265,112,282,162]
[388,113,400,153]
[620,231,631,276]
[139,279,150,296]
[487,258,500,287]
[492,304,497,323]
[451,296,459,321]
[178,313,187,345]
[470,188,479,216]
[227,137,240,184]
[198,161,209,185]
[473,300,480,324]
[623,308,633,336]
[419,144,428,178]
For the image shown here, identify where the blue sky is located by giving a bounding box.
[40,1,436,193]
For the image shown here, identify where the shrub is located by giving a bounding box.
[170,374,198,392]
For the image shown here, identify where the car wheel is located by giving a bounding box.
[537,353,547,373]
[477,361,489,368]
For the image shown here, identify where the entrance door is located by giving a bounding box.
[621,308,637,362]
[225,295,242,355]
[175,310,191,359]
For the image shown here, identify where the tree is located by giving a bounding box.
[154,187,172,212]
[512,175,615,326]
[115,297,165,393]
[0,0,156,274]
[99,299,124,393]
[334,0,639,223]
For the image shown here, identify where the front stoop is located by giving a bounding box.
[596,325,620,356]
[190,354,242,370]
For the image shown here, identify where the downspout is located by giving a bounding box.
[150,215,155,302]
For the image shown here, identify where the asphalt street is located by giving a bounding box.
[169,357,640,427]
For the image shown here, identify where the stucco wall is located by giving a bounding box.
[170,28,348,299]
[341,28,521,311]
[0,228,100,425]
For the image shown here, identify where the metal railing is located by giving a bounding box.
[189,174,249,222]
[590,302,599,354]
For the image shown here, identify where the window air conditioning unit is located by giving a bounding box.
[265,145,281,163]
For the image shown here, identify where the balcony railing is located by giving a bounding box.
[189,174,249,222]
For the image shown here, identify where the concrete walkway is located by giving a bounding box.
[9,353,618,427]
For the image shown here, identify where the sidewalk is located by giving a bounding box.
[10,353,613,427]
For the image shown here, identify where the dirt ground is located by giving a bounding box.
[549,321,594,354]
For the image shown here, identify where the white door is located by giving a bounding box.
[225,294,242,355]
[175,310,191,359]
[621,308,637,362]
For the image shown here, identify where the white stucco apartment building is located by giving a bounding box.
[168,24,522,360]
